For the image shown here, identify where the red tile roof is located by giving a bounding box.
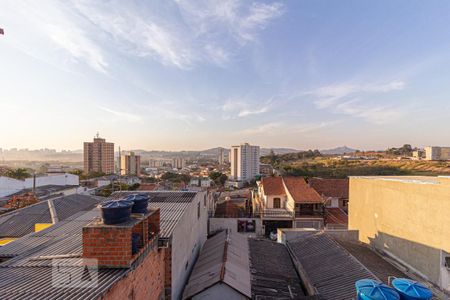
[261,177,285,195]
[325,207,348,225]
[309,178,349,199]
[282,177,323,203]
[138,183,157,191]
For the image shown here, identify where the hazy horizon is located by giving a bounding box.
[2,1,450,151]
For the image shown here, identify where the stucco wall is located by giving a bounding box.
[349,176,450,289]
[171,192,208,300]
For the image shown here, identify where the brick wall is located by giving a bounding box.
[164,245,172,299]
[83,226,132,267]
[100,247,165,300]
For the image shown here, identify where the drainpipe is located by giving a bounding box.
[48,199,59,224]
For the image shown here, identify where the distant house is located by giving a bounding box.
[253,176,325,235]
[308,178,349,211]
[308,178,349,229]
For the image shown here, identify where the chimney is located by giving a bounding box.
[82,208,160,268]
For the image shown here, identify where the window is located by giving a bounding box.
[197,202,200,219]
[203,194,207,207]
[237,220,256,232]
[273,198,281,208]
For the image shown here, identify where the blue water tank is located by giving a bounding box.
[100,200,133,225]
[391,278,433,300]
[126,193,149,213]
[356,279,400,300]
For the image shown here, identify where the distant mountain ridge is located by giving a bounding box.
[320,146,358,155]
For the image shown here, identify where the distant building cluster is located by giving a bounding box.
[424,146,450,161]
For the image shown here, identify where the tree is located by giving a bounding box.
[6,168,31,180]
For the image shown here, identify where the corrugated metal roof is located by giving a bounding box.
[248,239,305,299]
[0,194,102,238]
[112,191,197,239]
[183,230,251,299]
[0,192,200,299]
[287,232,378,300]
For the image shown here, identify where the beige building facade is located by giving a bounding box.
[120,151,141,176]
[83,135,115,174]
[349,176,450,293]
[424,146,450,160]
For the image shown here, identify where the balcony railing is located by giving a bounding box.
[259,208,294,219]
[295,211,323,218]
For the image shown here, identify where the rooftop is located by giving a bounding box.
[249,238,305,299]
[287,231,410,300]
[0,194,101,238]
[183,230,251,299]
[0,209,130,300]
[0,191,201,299]
[110,191,198,239]
[324,208,348,225]
[283,177,323,204]
[260,176,285,195]
[0,184,79,204]
[308,178,349,199]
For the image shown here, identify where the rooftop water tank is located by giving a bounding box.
[126,193,149,214]
[100,200,133,225]
[356,279,400,300]
[391,278,433,300]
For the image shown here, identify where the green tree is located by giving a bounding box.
[6,168,31,180]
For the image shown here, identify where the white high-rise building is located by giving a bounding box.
[230,143,260,182]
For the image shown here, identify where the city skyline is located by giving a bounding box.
[2,1,450,151]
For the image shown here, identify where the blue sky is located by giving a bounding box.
[1,0,450,151]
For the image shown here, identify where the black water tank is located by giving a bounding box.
[126,193,149,214]
[100,200,133,225]
[132,233,141,255]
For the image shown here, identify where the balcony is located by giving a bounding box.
[257,208,294,219]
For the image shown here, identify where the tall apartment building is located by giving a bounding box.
[120,151,141,176]
[424,146,450,160]
[230,143,260,182]
[83,135,114,174]
[218,148,229,164]
[172,157,185,169]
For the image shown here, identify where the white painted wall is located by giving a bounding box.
[171,192,208,300]
[0,177,24,197]
[24,173,79,188]
[0,174,79,198]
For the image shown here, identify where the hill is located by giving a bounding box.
[320,146,358,155]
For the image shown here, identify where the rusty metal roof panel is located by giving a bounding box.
[183,231,251,299]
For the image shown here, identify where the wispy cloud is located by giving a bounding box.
[0,0,284,72]
[240,122,282,134]
[0,1,108,74]
[221,99,270,118]
[309,80,405,108]
[240,121,338,136]
[305,80,407,124]
[98,106,142,122]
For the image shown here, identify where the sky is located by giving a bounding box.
[1,0,450,151]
